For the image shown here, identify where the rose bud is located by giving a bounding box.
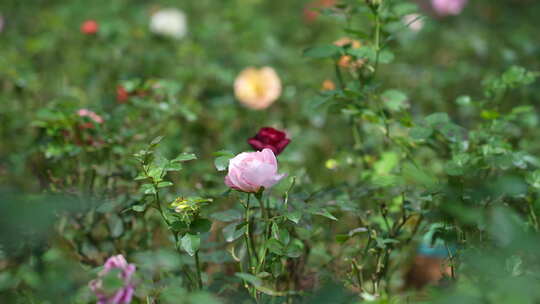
[81,20,99,35]
[225,149,286,193]
[248,127,290,156]
[89,255,136,304]
[116,86,129,103]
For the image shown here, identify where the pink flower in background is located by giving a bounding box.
[303,0,336,23]
[403,14,424,32]
[431,0,468,16]
[0,15,4,33]
[225,149,286,193]
[81,20,99,35]
[77,109,104,124]
[89,255,136,304]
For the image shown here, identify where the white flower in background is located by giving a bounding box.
[403,14,424,32]
[150,8,187,39]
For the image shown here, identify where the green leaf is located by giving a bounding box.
[157,181,174,188]
[336,234,349,243]
[410,126,433,140]
[214,150,235,171]
[134,174,148,181]
[425,113,450,126]
[286,211,302,224]
[303,45,341,59]
[284,240,303,258]
[235,273,262,287]
[190,218,212,234]
[265,238,284,255]
[132,204,146,212]
[382,89,408,111]
[170,221,189,233]
[348,47,376,61]
[172,153,197,163]
[313,209,338,221]
[456,95,472,106]
[150,136,164,147]
[378,50,395,64]
[181,234,200,256]
[223,223,246,242]
[107,214,124,238]
[141,183,156,195]
[165,162,183,172]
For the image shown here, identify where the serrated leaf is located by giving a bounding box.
[181,234,200,256]
[172,153,197,163]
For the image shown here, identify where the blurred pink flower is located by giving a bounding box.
[89,255,136,304]
[225,149,286,193]
[77,108,104,124]
[431,0,468,16]
[403,14,424,32]
[0,15,4,33]
[81,20,99,35]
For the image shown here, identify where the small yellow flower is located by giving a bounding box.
[234,67,282,110]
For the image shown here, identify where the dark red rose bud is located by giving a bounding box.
[248,127,290,155]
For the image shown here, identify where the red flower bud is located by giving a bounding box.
[248,127,290,155]
[81,20,99,35]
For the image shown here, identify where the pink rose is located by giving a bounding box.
[225,148,286,193]
[77,108,104,124]
[431,0,468,16]
[89,255,136,304]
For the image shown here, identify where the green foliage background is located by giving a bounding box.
[1,0,540,303]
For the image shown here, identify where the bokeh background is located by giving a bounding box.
[1,0,540,303]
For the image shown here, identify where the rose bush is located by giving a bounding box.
[1,0,540,303]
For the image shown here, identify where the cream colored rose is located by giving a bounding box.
[234,67,282,110]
